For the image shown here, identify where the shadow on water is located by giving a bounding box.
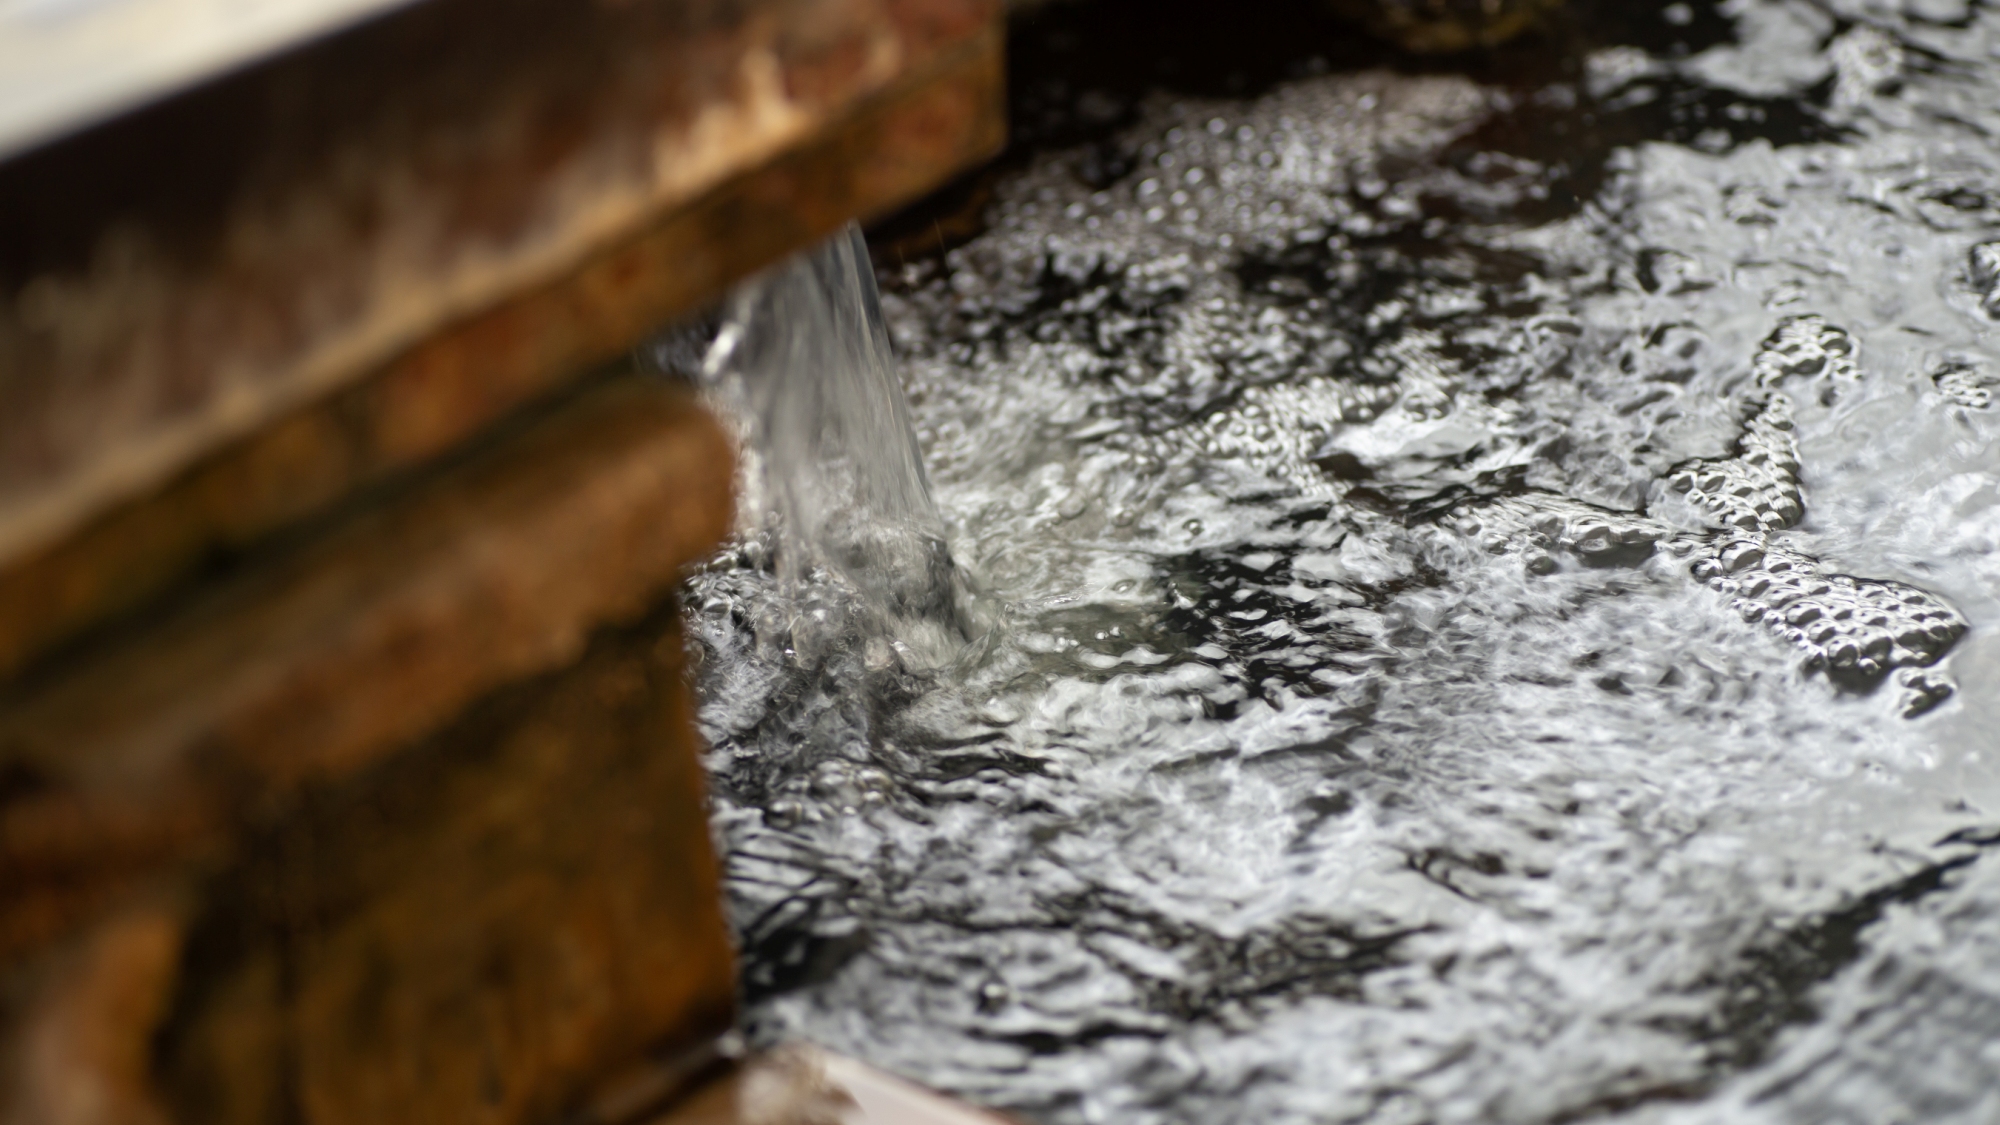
[877,0,1822,263]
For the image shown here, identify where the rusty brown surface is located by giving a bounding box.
[0,377,738,1125]
[0,19,1000,684]
[153,609,734,1125]
[0,3,1009,1117]
[2,896,184,1125]
[0,0,1002,600]
[0,7,1002,683]
[0,379,733,968]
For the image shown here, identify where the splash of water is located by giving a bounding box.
[684,3,2000,1123]
[699,224,964,662]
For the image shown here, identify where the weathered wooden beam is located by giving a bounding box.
[0,0,1009,1121]
[0,380,733,959]
[0,0,1004,679]
[0,379,738,1125]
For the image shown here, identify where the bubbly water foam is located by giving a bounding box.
[683,4,2000,1122]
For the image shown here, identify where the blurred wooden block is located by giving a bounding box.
[157,590,732,1125]
[0,0,1004,679]
[0,380,738,1125]
[0,1,1008,1120]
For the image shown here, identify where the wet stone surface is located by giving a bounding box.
[686,2,2000,1123]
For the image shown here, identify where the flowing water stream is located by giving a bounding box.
[678,2,2000,1121]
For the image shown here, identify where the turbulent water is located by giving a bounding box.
[682,2,2000,1122]
[691,226,963,663]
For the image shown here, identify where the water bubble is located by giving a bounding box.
[1969,241,2000,316]
[696,37,1990,1125]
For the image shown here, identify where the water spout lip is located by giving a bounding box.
[701,320,747,383]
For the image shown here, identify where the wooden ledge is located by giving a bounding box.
[0,0,1003,679]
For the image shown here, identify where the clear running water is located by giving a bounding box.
[683,2,2000,1122]
[696,225,964,664]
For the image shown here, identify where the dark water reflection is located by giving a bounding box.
[686,2,2000,1121]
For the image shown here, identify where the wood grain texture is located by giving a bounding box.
[0,379,738,1125]
[0,0,1000,593]
[0,380,733,967]
[154,609,734,1125]
[0,9,1001,682]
